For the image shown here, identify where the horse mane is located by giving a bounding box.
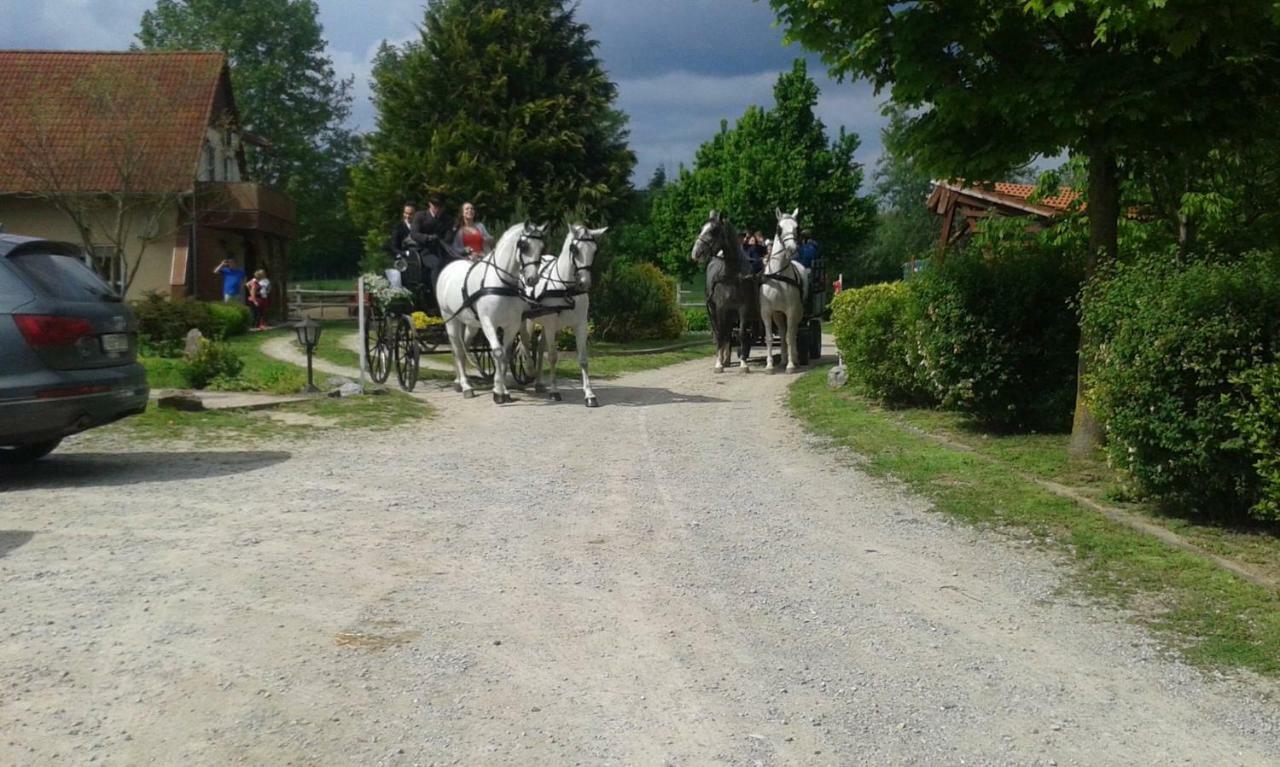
[717,217,745,269]
[490,223,527,273]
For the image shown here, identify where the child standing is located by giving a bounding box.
[251,269,271,331]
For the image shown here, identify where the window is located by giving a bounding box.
[203,141,216,181]
[8,250,119,302]
[88,245,125,295]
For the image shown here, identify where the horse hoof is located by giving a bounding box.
[585,396,599,408]
[463,389,476,399]
[550,392,562,402]
[493,392,503,404]
[535,383,547,393]
[503,393,516,404]
[453,382,463,393]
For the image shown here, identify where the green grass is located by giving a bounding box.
[790,368,1280,675]
[84,392,432,446]
[141,328,307,395]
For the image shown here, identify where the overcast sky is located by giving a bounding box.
[0,0,887,184]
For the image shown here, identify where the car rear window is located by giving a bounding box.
[7,252,120,302]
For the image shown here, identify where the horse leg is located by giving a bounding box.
[577,312,597,407]
[543,316,562,401]
[446,320,474,397]
[761,296,775,373]
[709,302,724,373]
[738,306,750,373]
[480,316,509,404]
[786,295,801,373]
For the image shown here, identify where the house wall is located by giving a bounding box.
[0,195,181,300]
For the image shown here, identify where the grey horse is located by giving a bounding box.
[691,211,758,372]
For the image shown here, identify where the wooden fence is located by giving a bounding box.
[288,287,360,321]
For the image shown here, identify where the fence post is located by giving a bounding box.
[357,277,367,389]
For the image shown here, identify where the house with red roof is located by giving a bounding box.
[926,180,1082,252]
[0,51,295,312]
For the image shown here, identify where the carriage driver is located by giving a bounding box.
[408,194,458,308]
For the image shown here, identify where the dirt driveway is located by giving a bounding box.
[2,359,1277,765]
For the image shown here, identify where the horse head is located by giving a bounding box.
[565,223,607,291]
[770,207,801,270]
[516,221,550,286]
[692,210,724,264]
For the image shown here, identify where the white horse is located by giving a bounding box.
[436,222,547,403]
[759,208,809,373]
[523,224,607,407]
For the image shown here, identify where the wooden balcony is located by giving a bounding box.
[194,181,296,239]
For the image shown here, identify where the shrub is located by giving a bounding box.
[182,339,244,389]
[591,261,686,342]
[683,307,711,333]
[133,293,209,356]
[912,230,1084,431]
[1235,362,1280,521]
[206,302,251,339]
[1083,251,1280,519]
[830,282,931,404]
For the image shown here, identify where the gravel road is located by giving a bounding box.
[2,358,1278,766]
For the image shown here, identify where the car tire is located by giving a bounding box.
[0,439,62,464]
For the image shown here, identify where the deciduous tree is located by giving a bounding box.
[768,0,1280,452]
[138,0,360,277]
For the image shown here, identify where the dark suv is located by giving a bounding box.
[0,234,148,462]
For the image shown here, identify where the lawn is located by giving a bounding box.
[789,368,1280,676]
[141,328,307,394]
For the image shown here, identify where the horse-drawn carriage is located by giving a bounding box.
[362,238,543,392]
[732,268,824,366]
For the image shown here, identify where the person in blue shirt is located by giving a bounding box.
[796,231,819,271]
[214,257,247,303]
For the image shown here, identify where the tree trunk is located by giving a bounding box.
[1068,143,1119,458]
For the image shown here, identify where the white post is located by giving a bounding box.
[357,276,368,389]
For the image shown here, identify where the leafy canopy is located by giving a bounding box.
[647,60,875,280]
[347,0,635,261]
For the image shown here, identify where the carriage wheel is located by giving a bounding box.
[366,315,391,384]
[470,339,496,383]
[393,316,420,391]
[808,318,822,361]
[510,328,544,387]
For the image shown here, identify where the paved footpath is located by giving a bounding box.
[1,357,1277,765]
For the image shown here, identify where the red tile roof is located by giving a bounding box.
[990,182,1082,212]
[0,51,229,194]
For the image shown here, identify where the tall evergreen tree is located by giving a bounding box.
[137,0,360,277]
[647,60,875,281]
[347,0,636,261]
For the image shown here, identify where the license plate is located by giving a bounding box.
[101,333,130,353]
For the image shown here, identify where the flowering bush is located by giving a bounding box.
[411,311,443,330]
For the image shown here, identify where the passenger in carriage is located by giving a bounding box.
[409,195,457,310]
[387,201,415,255]
[452,201,493,260]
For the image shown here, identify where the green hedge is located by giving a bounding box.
[1236,362,1280,520]
[133,293,251,357]
[912,237,1083,432]
[182,339,245,389]
[683,307,711,333]
[591,261,686,342]
[830,282,931,405]
[1082,251,1280,520]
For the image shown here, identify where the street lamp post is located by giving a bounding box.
[294,317,323,393]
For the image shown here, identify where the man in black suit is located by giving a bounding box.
[408,196,457,312]
[387,202,416,255]
[409,195,455,247]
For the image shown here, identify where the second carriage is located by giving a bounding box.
[363,241,543,392]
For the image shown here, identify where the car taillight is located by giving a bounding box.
[13,314,94,347]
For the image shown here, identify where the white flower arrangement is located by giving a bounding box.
[362,272,412,309]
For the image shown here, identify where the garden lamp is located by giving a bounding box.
[294,317,323,392]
